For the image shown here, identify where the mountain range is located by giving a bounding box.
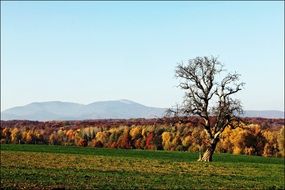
[1,99,284,121]
[1,100,166,121]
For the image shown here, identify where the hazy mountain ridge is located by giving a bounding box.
[1,100,167,121]
[242,110,284,119]
[1,100,284,121]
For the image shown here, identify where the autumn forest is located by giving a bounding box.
[1,117,284,158]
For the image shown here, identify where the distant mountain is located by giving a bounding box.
[242,110,284,119]
[1,100,284,121]
[1,100,167,121]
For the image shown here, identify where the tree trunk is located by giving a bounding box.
[198,138,219,162]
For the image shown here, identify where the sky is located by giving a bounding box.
[1,1,284,111]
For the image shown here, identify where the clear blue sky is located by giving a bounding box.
[1,1,284,111]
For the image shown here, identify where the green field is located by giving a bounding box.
[1,144,284,189]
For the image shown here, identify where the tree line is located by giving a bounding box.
[1,120,284,157]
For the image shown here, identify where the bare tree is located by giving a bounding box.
[173,56,244,162]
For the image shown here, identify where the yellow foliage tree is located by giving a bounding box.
[11,128,21,144]
[161,131,172,150]
[26,131,35,144]
[182,136,192,148]
[96,131,108,144]
[277,127,285,157]
[130,126,142,140]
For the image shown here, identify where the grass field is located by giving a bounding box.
[1,144,284,189]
